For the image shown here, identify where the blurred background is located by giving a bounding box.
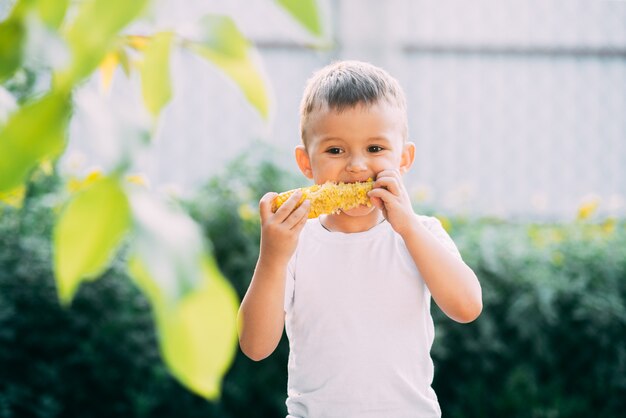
[67,0,626,219]
[1,0,625,417]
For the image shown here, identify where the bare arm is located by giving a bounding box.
[238,191,310,361]
[369,169,482,323]
[398,217,482,323]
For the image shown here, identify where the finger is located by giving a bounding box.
[292,209,310,233]
[369,195,384,211]
[376,168,401,181]
[274,190,303,221]
[284,199,311,230]
[373,176,401,196]
[368,187,395,205]
[259,192,278,222]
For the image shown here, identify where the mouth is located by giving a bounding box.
[340,178,373,184]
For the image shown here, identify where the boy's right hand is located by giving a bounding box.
[258,190,310,265]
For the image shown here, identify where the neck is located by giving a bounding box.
[320,210,385,233]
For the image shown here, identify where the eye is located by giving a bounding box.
[368,145,384,153]
[326,147,343,155]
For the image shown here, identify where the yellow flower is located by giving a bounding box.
[577,196,600,220]
[125,35,149,51]
[67,168,103,193]
[0,185,26,208]
[99,52,118,93]
[601,218,616,236]
[238,203,257,222]
[126,173,150,188]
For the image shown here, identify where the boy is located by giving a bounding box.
[238,60,482,417]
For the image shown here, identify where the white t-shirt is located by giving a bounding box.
[283,215,462,418]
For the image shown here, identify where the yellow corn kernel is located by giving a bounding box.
[271,179,374,219]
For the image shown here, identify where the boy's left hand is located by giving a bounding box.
[368,169,416,237]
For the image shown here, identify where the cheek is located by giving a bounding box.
[372,154,401,170]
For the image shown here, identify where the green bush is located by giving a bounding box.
[0,153,302,418]
[1,155,624,418]
[0,176,225,418]
[432,218,626,418]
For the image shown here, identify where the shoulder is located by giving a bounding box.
[414,214,462,258]
[415,214,447,232]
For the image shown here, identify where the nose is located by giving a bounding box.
[346,154,367,173]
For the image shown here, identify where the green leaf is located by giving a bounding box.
[0,92,70,192]
[55,0,148,90]
[275,0,323,37]
[0,16,25,82]
[127,190,206,305]
[53,176,131,305]
[160,257,238,400]
[129,256,238,400]
[189,15,270,119]
[140,32,174,117]
[127,190,239,399]
[37,0,69,28]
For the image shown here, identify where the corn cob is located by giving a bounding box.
[271,179,374,219]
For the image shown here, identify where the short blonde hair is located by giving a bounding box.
[299,60,408,146]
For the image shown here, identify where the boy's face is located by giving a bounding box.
[296,101,414,186]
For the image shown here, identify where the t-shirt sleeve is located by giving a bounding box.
[284,253,296,312]
[420,215,463,260]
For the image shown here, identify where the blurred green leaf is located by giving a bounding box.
[53,176,131,305]
[191,15,248,59]
[0,16,25,82]
[275,0,323,36]
[55,0,148,90]
[0,92,70,192]
[128,190,205,305]
[37,0,69,28]
[140,31,174,117]
[127,190,239,399]
[161,257,238,400]
[130,256,238,400]
[189,15,270,119]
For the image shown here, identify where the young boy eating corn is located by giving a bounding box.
[238,60,482,418]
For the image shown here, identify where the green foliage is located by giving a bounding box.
[0,14,25,82]
[188,15,270,119]
[127,189,239,400]
[139,32,174,118]
[0,0,326,400]
[55,0,149,90]
[275,0,323,37]
[0,91,70,192]
[54,176,131,305]
[0,178,231,417]
[187,147,304,295]
[186,148,305,416]
[432,218,626,418]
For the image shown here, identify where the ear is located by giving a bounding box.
[295,145,314,179]
[399,141,416,175]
